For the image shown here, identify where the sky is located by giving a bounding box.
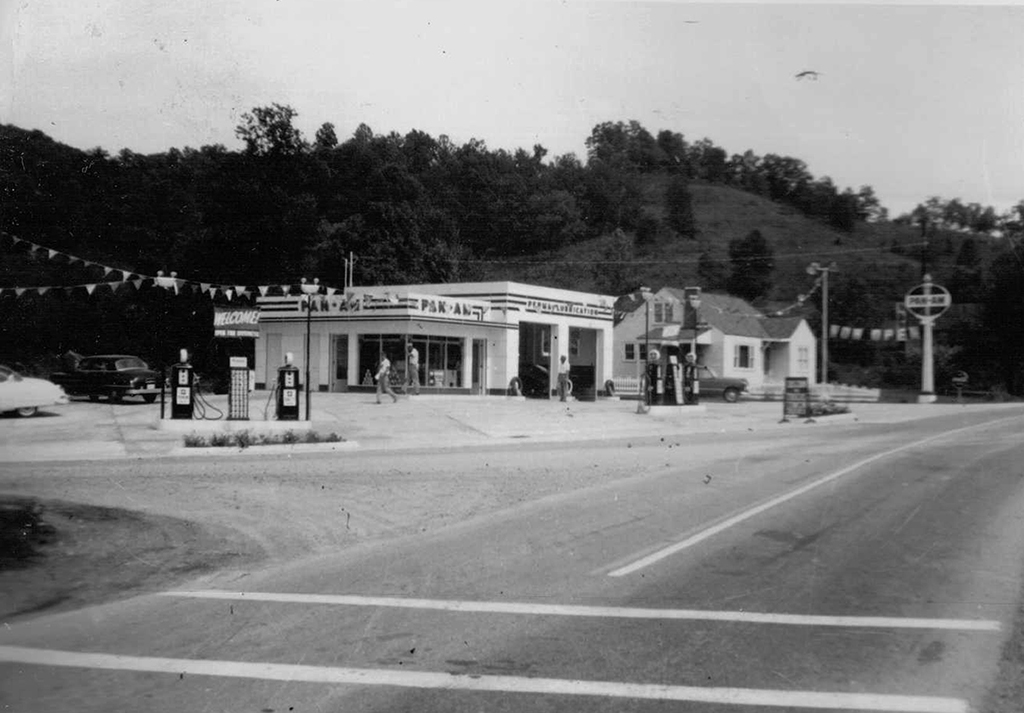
[2,0,1023,219]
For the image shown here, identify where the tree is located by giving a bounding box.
[314,122,338,151]
[235,104,307,157]
[664,175,697,239]
[726,229,775,301]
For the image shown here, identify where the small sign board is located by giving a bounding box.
[783,377,811,420]
[951,371,969,386]
[229,356,248,369]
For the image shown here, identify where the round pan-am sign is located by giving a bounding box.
[904,278,951,324]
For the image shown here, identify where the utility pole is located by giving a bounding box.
[300,277,320,421]
[806,262,838,386]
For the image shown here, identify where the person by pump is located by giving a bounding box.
[375,354,398,404]
[683,351,700,405]
[557,354,571,402]
[406,343,420,396]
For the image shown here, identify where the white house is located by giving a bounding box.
[612,287,817,393]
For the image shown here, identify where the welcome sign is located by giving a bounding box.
[213,307,261,338]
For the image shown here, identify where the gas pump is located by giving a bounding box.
[276,352,300,421]
[170,349,194,420]
[646,348,664,406]
[683,352,700,405]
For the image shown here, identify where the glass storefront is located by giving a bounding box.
[358,334,464,389]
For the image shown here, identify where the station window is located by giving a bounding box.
[624,343,636,362]
[358,334,463,388]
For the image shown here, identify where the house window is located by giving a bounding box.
[733,344,754,370]
[797,346,810,373]
[624,343,637,362]
[653,302,674,323]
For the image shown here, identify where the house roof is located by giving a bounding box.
[761,316,805,340]
[635,325,701,342]
[617,288,811,342]
[660,289,769,339]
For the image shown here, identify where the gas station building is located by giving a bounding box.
[254,281,615,397]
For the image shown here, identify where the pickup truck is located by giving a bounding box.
[50,354,162,403]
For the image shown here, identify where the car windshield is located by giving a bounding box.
[115,357,148,370]
[0,365,23,382]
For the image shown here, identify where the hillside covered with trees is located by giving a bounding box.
[1,107,1022,393]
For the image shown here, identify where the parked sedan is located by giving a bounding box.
[696,366,748,403]
[50,354,162,403]
[0,364,69,417]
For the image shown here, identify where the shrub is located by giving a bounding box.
[280,430,300,444]
[209,432,233,447]
[233,430,253,449]
[183,433,208,448]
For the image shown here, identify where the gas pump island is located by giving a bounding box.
[644,347,701,407]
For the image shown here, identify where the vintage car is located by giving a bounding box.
[50,354,162,403]
[0,364,69,417]
[697,366,748,403]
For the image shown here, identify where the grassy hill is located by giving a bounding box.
[474,176,993,320]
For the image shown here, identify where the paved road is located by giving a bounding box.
[2,407,1023,712]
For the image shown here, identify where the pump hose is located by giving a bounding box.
[191,385,225,420]
[262,382,279,420]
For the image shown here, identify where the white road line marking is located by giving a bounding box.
[160,590,1000,631]
[0,645,969,712]
[608,415,1023,577]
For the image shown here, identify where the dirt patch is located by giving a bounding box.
[0,495,265,622]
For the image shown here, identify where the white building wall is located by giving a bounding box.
[721,334,765,391]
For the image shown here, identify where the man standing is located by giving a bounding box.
[557,354,571,402]
[406,342,420,395]
[375,354,398,404]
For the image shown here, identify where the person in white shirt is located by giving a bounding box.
[406,343,420,395]
[557,355,571,402]
[375,354,398,404]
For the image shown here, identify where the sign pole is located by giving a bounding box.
[904,274,951,405]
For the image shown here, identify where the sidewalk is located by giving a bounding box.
[1,392,1022,463]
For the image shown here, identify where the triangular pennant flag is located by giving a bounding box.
[67,255,81,265]
[225,289,234,301]
[37,286,50,295]
[15,288,27,296]
[280,285,291,296]
[47,249,58,259]
[0,287,4,297]
[132,279,144,290]
[103,266,113,276]
[208,286,218,298]
[234,285,248,295]
[200,283,212,294]
[120,270,132,282]
[86,284,97,295]
[26,242,41,253]
[107,282,121,293]
[258,286,270,297]
[326,287,337,296]
[10,236,22,245]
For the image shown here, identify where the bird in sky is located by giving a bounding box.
[795,70,821,81]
